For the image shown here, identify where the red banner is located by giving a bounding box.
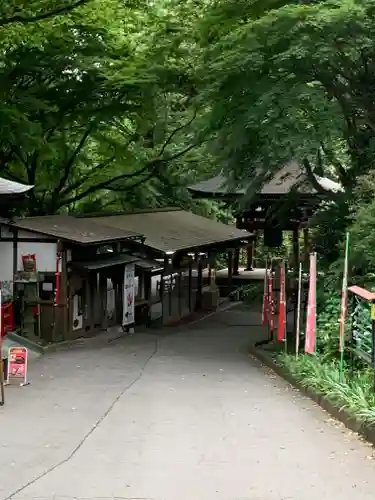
[55,253,61,306]
[262,269,268,326]
[1,303,14,337]
[269,270,274,336]
[277,262,286,342]
[305,252,317,354]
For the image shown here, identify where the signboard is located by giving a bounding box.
[7,346,28,385]
[352,296,373,364]
[123,264,135,326]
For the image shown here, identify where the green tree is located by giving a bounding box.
[200,0,375,196]
[0,0,206,215]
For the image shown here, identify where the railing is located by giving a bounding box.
[348,286,375,367]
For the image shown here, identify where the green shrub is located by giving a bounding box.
[278,353,375,425]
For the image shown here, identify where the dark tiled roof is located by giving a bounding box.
[84,209,252,254]
[72,254,139,270]
[189,161,342,197]
[7,215,141,245]
[0,177,33,195]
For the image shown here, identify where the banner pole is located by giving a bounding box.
[339,232,350,380]
[295,262,302,358]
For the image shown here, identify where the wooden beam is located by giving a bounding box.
[227,250,233,297]
[233,248,240,276]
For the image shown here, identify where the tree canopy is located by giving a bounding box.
[3,0,375,273]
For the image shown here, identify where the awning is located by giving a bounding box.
[82,209,252,255]
[72,254,139,270]
[135,258,163,271]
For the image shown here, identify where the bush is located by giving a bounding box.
[278,353,375,425]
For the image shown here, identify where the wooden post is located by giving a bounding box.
[196,257,203,311]
[292,228,300,336]
[228,250,233,298]
[303,227,310,268]
[233,248,240,276]
[60,247,69,341]
[144,271,152,326]
[245,244,253,271]
[292,229,300,274]
[99,272,108,331]
[178,272,182,317]
[188,261,192,312]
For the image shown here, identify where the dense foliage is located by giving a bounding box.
[2,0,375,269]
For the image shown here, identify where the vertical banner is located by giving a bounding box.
[262,265,268,326]
[55,253,61,306]
[7,346,28,385]
[295,262,303,358]
[305,252,317,354]
[269,268,275,339]
[123,264,135,326]
[277,261,286,342]
[339,233,350,375]
[0,287,4,405]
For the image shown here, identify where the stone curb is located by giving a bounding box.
[7,332,45,355]
[248,344,375,446]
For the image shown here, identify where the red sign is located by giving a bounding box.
[262,269,268,326]
[269,271,275,336]
[55,253,61,306]
[305,253,317,354]
[7,346,28,384]
[277,262,286,342]
[1,302,14,337]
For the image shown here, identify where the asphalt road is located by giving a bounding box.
[2,307,375,500]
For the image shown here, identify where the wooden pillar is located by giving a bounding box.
[233,248,240,276]
[292,228,300,337]
[177,272,182,317]
[227,249,233,298]
[208,264,212,286]
[59,246,69,341]
[292,228,300,274]
[115,271,124,324]
[196,257,203,311]
[303,227,310,267]
[245,243,253,271]
[161,257,168,322]
[188,261,192,312]
[144,271,152,326]
[99,272,108,331]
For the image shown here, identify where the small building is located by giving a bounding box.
[0,208,253,342]
[0,215,143,343]
[189,161,342,272]
[82,208,253,325]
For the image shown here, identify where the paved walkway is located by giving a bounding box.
[2,307,375,500]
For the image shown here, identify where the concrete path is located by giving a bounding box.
[2,308,375,500]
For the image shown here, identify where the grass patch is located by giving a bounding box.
[278,353,375,426]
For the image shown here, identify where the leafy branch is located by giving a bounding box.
[0,0,92,27]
